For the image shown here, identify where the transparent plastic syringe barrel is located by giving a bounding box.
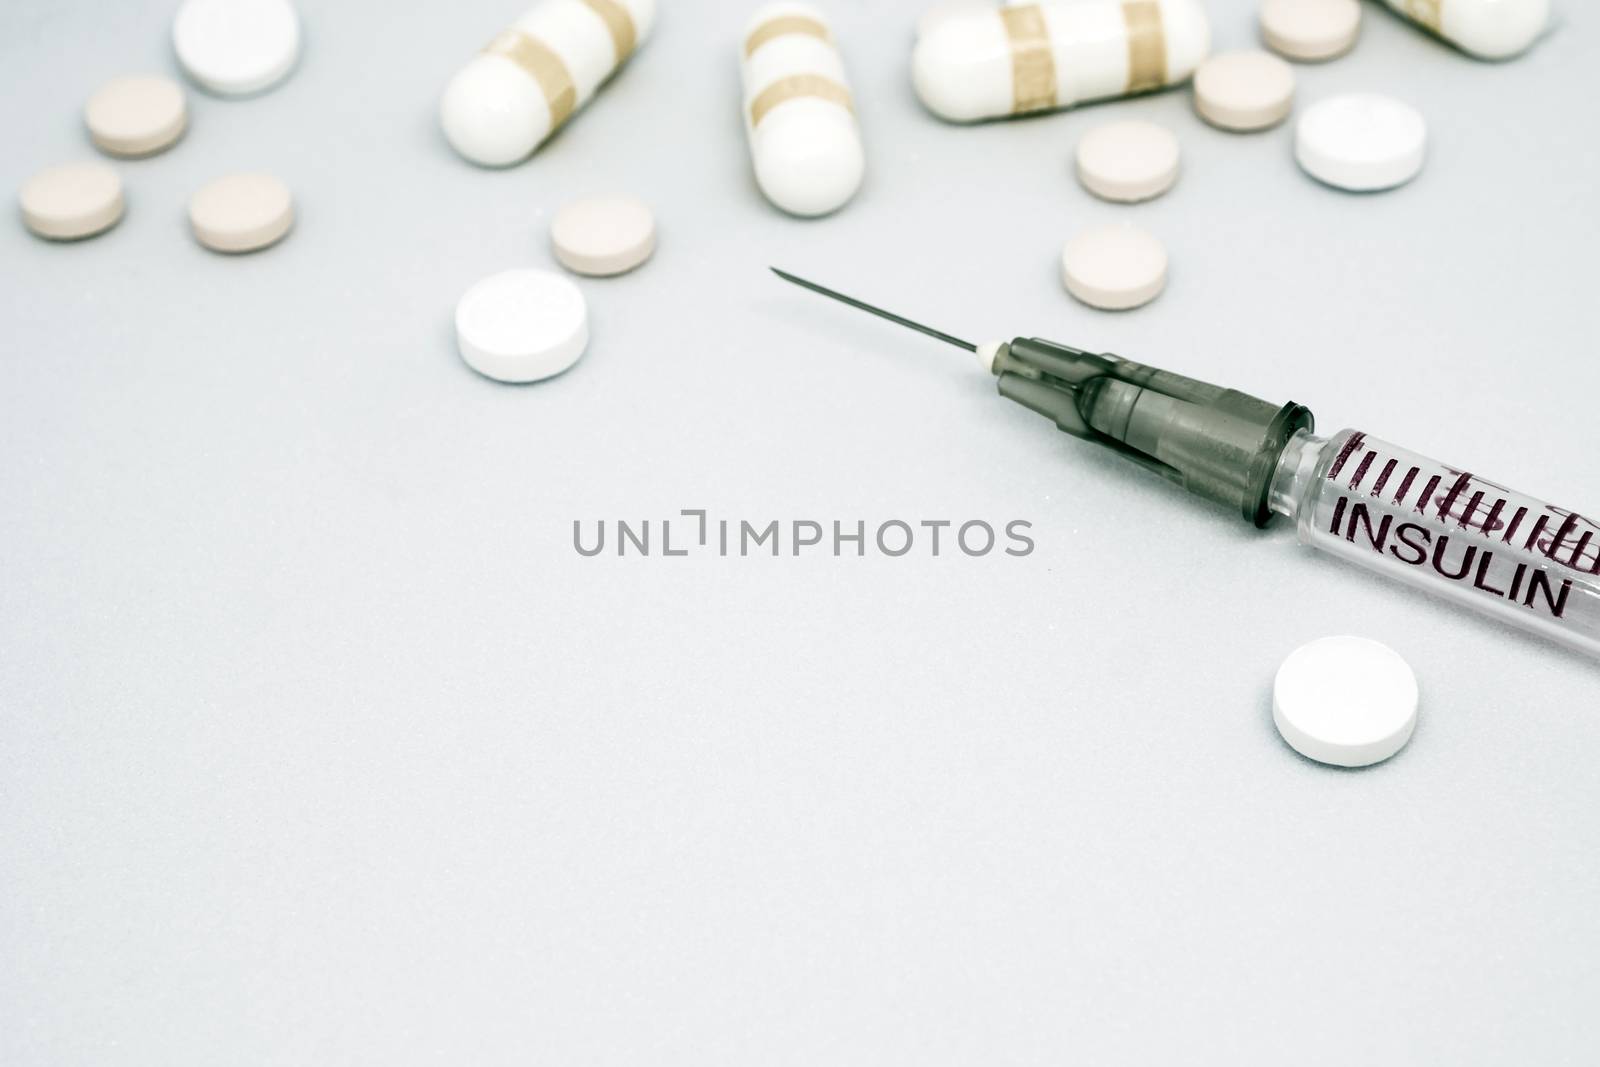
[1271,429,1600,657]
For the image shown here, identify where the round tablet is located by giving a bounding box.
[188,173,294,253]
[19,162,124,241]
[455,269,589,383]
[1260,0,1362,62]
[1193,50,1295,132]
[85,75,187,157]
[550,196,656,277]
[1296,93,1427,192]
[1075,120,1180,203]
[1274,636,1418,767]
[173,0,301,96]
[1060,223,1167,311]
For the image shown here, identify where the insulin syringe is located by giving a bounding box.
[772,269,1600,660]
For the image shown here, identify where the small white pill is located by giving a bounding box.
[1259,0,1361,62]
[1193,50,1294,131]
[441,0,657,167]
[551,195,656,277]
[914,0,1212,123]
[189,173,294,253]
[19,162,124,241]
[455,269,589,383]
[1075,119,1180,202]
[85,75,188,157]
[1274,636,1418,767]
[1295,93,1426,191]
[1060,223,1167,310]
[1380,0,1547,60]
[742,4,866,217]
[173,0,301,97]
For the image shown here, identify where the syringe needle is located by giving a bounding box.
[769,268,979,353]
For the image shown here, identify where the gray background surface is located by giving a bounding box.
[2,0,1597,1063]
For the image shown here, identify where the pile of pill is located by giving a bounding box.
[907,0,1545,310]
[15,0,1557,763]
[426,0,1548,379]
[420,0,1555,760]
[17,0,303,252]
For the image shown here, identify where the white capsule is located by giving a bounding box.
[441,0,655,166]
[913,0,1210,122]
[741,4,865,217]
[1381,0,1547,60]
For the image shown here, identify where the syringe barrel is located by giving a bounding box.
[1271,429,1600,658]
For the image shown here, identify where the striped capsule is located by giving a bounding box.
[913,0,1210,122]
[1381,0,1547,60]
[742,3,865,217]
[441,0,655,166]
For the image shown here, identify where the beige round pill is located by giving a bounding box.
[188,173,293,253]
[551,195,656,277]
[1061,223,1168,311]
[1194,50,1295,132]
[19,161,124,241]
[85,74,188,157]
[1260,0,1362,62]
[1075,120,1180,203]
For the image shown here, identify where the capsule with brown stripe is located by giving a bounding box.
[742,3,865,217]
[913,0,1210,122]
[441,0,656,166]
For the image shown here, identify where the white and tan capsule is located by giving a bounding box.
[913,0,1211,122]
[441,0,655,166]
[1380,0,1547,60]
[742,4,865,217]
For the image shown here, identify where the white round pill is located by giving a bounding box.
[551,196,656,277]
[1060,223,1168,311]
[1274,636,1418,767]
[19,162,124,241]
[1260,0,1361,62]
[1075,120,1180,203]
[173,0,301,97]
[1193,50,1295,131]
[455,269,589,384]
[85,74,188,157]
[1296,93,1427,192]
[189,173,294,253]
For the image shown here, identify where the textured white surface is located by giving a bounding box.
[1194,49,1296,130]
[2,1,1598,1063]
[1075,118,1181,201]
[188,172,295,253]
[1296,92,1427,191]
[1260,0,1362,61]
[1061,222,1168,309]
[172,0,301,96]
[1273,635,1420,766]
[84,74,188,156]
[18,160,124,239]
[455,268,589,381]
[551,195,656,275]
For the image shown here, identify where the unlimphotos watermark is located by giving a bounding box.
[573,511,1035,558]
